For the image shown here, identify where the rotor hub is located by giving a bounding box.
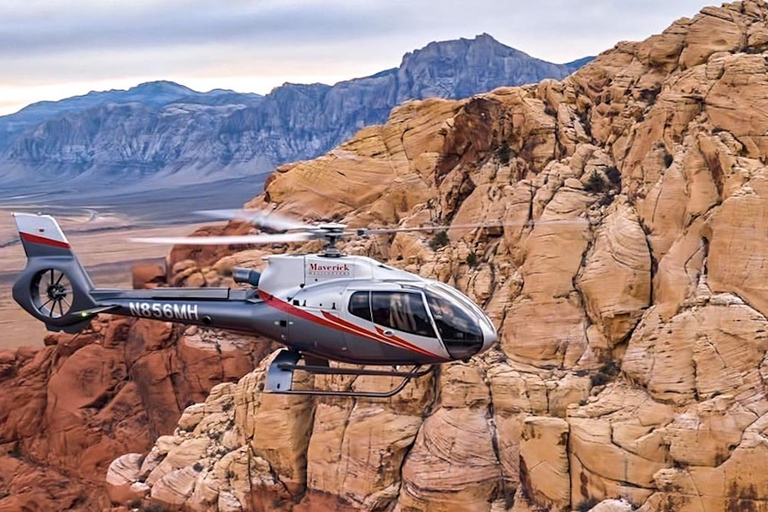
[47,283,67,301]
[316,224,348,257]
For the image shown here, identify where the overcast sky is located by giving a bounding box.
[0,0,717,116]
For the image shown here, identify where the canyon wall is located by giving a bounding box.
[5,1,768,511]
[108,2,768,510]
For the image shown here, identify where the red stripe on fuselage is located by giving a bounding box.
[322,311,439,358]
[319,312,439,359]
[20,232,71,249]
[258,290,440,359]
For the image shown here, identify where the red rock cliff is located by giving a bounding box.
[0,257,272,510]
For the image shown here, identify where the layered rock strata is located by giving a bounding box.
[0,258,272,510]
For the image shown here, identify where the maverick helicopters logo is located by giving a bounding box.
[307,262,352,277]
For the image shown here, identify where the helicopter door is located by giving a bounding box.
[343,290,384,358]
[344,290,445,361]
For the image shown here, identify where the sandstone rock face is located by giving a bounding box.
[395,365,500,512]
[591,499,634,512]
[106,453,146,503]
[518,417,570,511]
[577,200,651,346]
[132,261,167,289]
[109,2,768,510]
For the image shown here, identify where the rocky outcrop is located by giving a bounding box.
[0,311,271,510]
[0,35,590,188]
[107,1,768,511]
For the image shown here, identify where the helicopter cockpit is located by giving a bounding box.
[347,282,490,360]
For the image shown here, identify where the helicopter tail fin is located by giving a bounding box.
[12,213,100,333]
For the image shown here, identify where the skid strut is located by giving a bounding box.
[265,349,434,398]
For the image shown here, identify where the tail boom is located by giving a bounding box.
[11,213,277,337]
[88,288,289,338]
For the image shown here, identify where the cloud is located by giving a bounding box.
[0,1,400,55]
[0,0,714,61]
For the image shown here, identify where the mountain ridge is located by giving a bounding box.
[0,34,593,190]
[0,81,242,154]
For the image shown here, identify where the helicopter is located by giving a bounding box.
[11,210,498,398]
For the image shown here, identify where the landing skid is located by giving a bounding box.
[265,349,434,398]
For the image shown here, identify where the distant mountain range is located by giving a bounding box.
[0,34,592,190]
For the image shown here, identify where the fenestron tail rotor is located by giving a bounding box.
[32,269,73,319]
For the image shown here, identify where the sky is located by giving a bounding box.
[0,0,718,116]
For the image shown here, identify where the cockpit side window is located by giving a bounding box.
[425,290,482,358]
[370,291,436,338]
[349,291,372,321]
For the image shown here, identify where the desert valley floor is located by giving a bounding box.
[0,178,261,347]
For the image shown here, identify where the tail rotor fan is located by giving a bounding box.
[32,269,73,319]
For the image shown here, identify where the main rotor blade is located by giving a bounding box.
[195,209,312,231]
[131,233,315,246]
[359,219,588,235]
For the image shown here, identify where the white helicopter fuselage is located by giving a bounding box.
[13,213,498,396]
[254,254,497,364]
[12,213,497,368]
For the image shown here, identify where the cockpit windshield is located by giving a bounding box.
[424,290,483,359]
[427,280,492,330]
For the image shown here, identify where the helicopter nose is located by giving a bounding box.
[480,322,498,353]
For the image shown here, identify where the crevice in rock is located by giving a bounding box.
[485,370,507,505]
[388,369,441,509]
